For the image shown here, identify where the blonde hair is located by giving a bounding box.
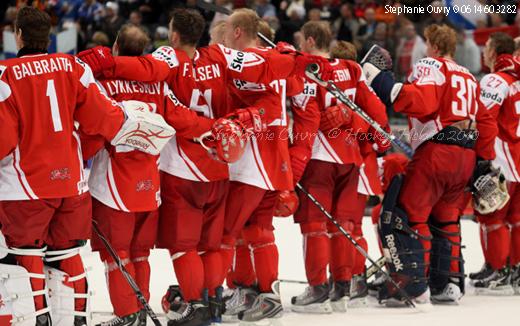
[229,8,260,40]
[301,21,332,51]
[424,24,457,57]
[331,41,357,60]
[257,20,274,46]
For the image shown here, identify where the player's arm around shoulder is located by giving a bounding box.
[213,43,272,83]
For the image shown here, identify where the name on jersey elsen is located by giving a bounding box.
[11,56,73,80]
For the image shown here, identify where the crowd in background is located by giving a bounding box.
[1,0,520,81]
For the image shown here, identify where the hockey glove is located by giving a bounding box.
[370,125,392,154]
[294,54,333,82]
[77,46,115,78]
[225,107,267,133]
[362,63,402,107]
[197,118,247,163]
[289,146,311,185]
[471,160,510,215]
[320,103,352,132]
[275,41,297,55]
[274,190,299,217]
[112,100,176,155]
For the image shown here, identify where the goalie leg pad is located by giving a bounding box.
[429,222,465,294]
[0,243,49,326]
[44,247,91,326]
[379,175,429,299]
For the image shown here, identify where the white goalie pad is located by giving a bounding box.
[111,100,176,155]
[44,248,92,326]
[0,263,49,326]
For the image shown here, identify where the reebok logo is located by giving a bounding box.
[385,234,404,272]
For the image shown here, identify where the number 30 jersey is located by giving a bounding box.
[393,56,497,160]
[0,52,125,200]
[480,71,520,182]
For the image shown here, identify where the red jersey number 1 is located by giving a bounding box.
[46,79,63,132]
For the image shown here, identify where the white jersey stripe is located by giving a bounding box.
[177,143,210,182]
[107,159,129,212]
[251,136,274,190]
[358,163,375,195]
[13,147,38,200]
[316,132,343,164]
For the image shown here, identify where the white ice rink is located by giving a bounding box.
[84,218,520,326]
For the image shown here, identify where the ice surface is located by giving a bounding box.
[84,218,519,326]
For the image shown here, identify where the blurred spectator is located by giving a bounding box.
[98,1,125,43]
[354,0,377,19]
[454,28,481,75]
[375,0,396,24]
[514,36,520,57]
[357,7,377,42]
[210,0,233,30]
[360,22,394,60]
[3,6,17,32]
[318,0,339,23]
[276,1,305,43]
[395,22,426,80]
[333,3,360,43]
[255,0,276,19]
[418,1,452,37]
[77,0,103,26]
[308,8,321,22]
[489,13,507,28]
[129,10,143,26]
[153,26,169,49]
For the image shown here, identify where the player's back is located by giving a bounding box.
[0,53,99,199]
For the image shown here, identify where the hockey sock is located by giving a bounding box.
[59,253,87,313]
[509,220,520,266]
[352,232,368,275]
[479,223,490,264]
[100,250,140,317]
[131,250,151,303]
[201,250,222,297]
[172,250,204,302]
[228,240,256,288]
[243,226,278,293]
[481,221,510,270]
[219,235,236,287]
[329,221,354,282]
[300,222,329,286]
[16,255,46,311]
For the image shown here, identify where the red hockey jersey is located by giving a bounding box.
[292,58,388,167]
[480,71,520,182]
[85,79,214,212]
[394,57,497,160]
[0,52,125,200]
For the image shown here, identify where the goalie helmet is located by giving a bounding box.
[472,164,510,215]
[197,118,247,163]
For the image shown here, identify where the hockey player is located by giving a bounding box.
[289,21,389,313]
[0,7,173,326]
[471,32,520,295]
[83,25,238,326]
[363,24,498,305]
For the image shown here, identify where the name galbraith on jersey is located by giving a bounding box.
[11,56,73,80]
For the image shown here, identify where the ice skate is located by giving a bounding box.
[512,264,520,294]
[209,286,224,323]
[75,316,88,326]
[367,271,387,297]
[348,274,369,308]
[291,283,332,314]
[238,281,283,322]
[431,281,463,305]
[474,267,515,296]
[328,281,350,312]
[222,286,259,323]
[96,313,140,326]
[167,300,211,326]
[469,263,494,285]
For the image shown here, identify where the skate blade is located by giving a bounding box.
[347,296,369,308]
[430,297,460,305]
[330,297,348,313]
[291,300,333,314]
[474,285,515,296]
[238,309,283,326]
[222,314,239,323]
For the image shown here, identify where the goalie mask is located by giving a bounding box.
[197,118,247,163]
[472,164,510,215]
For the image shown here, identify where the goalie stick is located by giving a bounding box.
[296,183,416,308]
[92,221,163,326]
[305,64,414,158]
[196,0,275,47]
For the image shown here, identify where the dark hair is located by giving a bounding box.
[15,7,51,50]
[170,8,205,46]
[116,24,150,56]
[301,21,332,51]
[489,32,515,56]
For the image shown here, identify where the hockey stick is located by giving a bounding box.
[305,64,414,158]
[296,183,416,308]
[196,0,276,47]
[92,221,163,326]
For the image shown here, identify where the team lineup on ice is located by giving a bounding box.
[1,2,520,326]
